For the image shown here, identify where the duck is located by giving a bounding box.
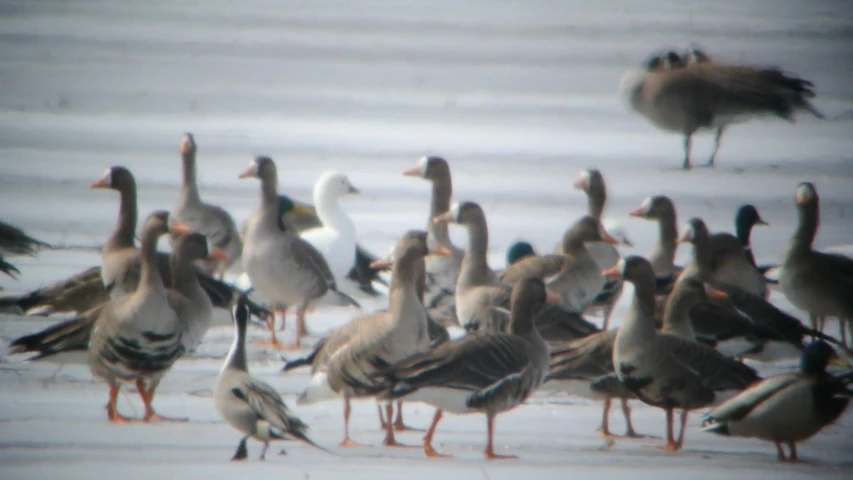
[620,49,823,169]
[299,233,440,448]
[733,204,771,272]
[374,278,556,459]
[677,217,768,298]
[500,215,619,316]
[172,132,243,279]
[779,182,853,344]
[608,256,760,451]
[701,340,852,462]
[87,211,187,423]
[403,156,465,315]
[299,170,361,287]
[239,157,359,350]
[214,296,329,461]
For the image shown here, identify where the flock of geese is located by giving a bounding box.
[1,46,852,465]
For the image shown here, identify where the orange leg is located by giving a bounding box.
[674,410,689,449]
[106,383,134,424]
[382,403,415,447]
[278,307,289,331]
[647,408,679,451]
[621,399,653,438]
[294,308,306,346]
[774,441,787,461]
[423,409,452,458]
[138,379,187,423]
[787,442,798,462]
[394,401,423,431]
[339,396,369,448]
[597,398,617,438]
[377,404,388,430]
[484,413,517,460]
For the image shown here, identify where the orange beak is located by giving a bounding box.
[90,176,110,189]
[402,165,422,177]
[433,212,454,224]
[602,265,622,279]
[628,205,646,218]
[238,165,257,179]
[573,178,586,191]
[705,286,728,300]
[600,230,620,246]
[209,247,229,261]
[676,231,692,244]
[369,257,393,270]
[169,220,193,235]
[430,245,452,257]
[545,290,563,304]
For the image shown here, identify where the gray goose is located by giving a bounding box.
[403,155,465,321]
[214,297,328,461]
[702,340,851,462]
[239,156,359,350]
[172,132,243,278]
[620,50,823,169]
[608,256,760,451]
[375,278,556,459]
[628,195,681,289]
[780,182,853,344]
[87,211,187,423]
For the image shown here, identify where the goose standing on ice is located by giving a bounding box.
[214,297,329,461]
[375,278,556,459]
[172,133,242,278]
[300,170,361,287]
[239,157,358,349]
[620,50,823,169]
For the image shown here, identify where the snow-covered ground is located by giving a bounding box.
[1,1,853,478]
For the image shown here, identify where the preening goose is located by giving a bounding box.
[779,182,853,342]
[702,340,852,462]
[403,156,465,315]
[172,133,242,278]
[620,50,823,169]
[214,297,329,461]
[240,157,359,350]
[375,278,556,459]
[87,211,188,423]
[608,256,760,451]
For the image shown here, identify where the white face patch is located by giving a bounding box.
[796,184,813,204]
[418,156,429,176]
[578,170,590,188]
[450,202,462,222]
[248,159,260,175]
[617,258,627,275]
[683,222,695,240]
[641,196,653,215]
[101,168,112,187]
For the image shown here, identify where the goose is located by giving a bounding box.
[299,233,441,447]
[403,155,465,313]
[239,157,359,350]
[214,297,329,461]
[299,170,361,287]
[628,195,681,294]
[87,211,188,423]
[0,220,49,283]
[608,256,760,451]
[620,50,823,169]
[172,132,242,278]
[779,182,853,343]
[374,278,556,459]
[677,217,768,298]
[500,215,619,316]
[571,169,630,329]
[702,340,852,462]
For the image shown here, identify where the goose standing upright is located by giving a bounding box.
[300,170,361,286]
[779,182,853,343]
[620,50,823,169]
[172,133,243,278]
[376,278,556,459]
[87,211,187,423]
[214,297,328,461]
[628,195,680,285]
[90,166,140,299]
[240,157,358,350]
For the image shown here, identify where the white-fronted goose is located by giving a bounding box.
[172,133,242,278]
[780,182,853,342]
[677,217,768,298]
[620,50,823,169]
[375,278,555,459]
[608,256,760,451]
[299,170,361,287]
[628,195,680,287]
[214,297,328,461]
[90,166,140,298]
[501,216,618,316]
[87,211,188,423]
[702,340,851,462]
[240,157,359,350]
[403,156,465,315]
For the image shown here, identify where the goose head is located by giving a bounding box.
[629,195,673,220]
[676,217,709,245]
[402,155,451,182]
[643,50,686,71]
[683,44,712,65]
[562,215,619,253]
[144,210,192,238]
[90,166,135,191]
[180,132,197,156]
[433,201,483,226]
[601,255,656,285]
[795,182,818,207]
[573,169,604,196]
[370,229,450,270]
[173,232,229,263]
[313,170,360,201]
[238,156,275,180]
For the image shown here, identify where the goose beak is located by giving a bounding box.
[169,220,193,235]
[602,265,622,279]
[600,230,620,246]
[209,247,229,261]
[90,176,110,189]
[572,178,587,191]
[676,231,692,244]
[545,290,563,304]
[628,205,646,218]
[433,212,454,224]
[347,184,361,195]
[369,257,393,270]
[238,166,257,179]
[430,245,452,257]
[290,204,315,216]
[402,165,422,177]
[705,286,728,300]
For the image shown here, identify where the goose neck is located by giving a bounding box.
[587,190,606,220]
[106,183,138,252]
[139,229,164,292]
[457,218,491,288]
[180,152,201,203]
[788,203,819,256]
[224,314,248,372]
[661,290,697,339]
[427,180,453,246]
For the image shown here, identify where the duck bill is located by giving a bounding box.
[209,247,229,261]
[290,204,315,216]
[369,257,393,270]
[402,165,422,177]
[755,218,769,226]
[600,230,620,246]
[433,212,454,224]
[601,265,622,279]
[704,285,728,300]
[430,245,452,257]
[676,231,692,244]
[169,220,193,235]
[545,290,563,304]
[238,166,257,179]
[628,205,646,218]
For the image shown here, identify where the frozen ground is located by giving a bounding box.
[1,0,853,478]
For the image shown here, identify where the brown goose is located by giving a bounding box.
[779,182,853,344]
[375,278,556,459]
[628,195,680,286]
[609,256,760,451]
[620,50,823,169]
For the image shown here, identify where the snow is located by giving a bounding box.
[1,0,853,478]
